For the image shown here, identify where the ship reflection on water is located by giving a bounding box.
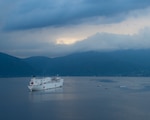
[29,88,64,102]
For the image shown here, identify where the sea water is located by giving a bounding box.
[1,77,150,120]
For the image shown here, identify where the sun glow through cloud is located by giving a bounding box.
[56,38,83,45]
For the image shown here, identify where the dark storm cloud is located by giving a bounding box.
[2,0,150,31]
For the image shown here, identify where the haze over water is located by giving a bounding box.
[1,77,150,120]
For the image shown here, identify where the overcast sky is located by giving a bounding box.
[1,0,150,58]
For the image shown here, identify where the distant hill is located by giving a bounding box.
[1,50,150,77]
[0,52,35,77]
[24,56,53,76]
[24,50,150,76]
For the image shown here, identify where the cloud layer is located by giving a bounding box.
[2,0,150,31]
[1,0,150,57]
[1,27,150,58]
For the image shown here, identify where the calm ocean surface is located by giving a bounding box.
[1,77,150,120]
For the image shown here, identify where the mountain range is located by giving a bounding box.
[1,50,150,77]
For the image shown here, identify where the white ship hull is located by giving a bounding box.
[28,77,63,91]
